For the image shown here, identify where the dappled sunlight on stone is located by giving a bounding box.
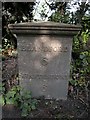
[46,39,62,61]
[34,36,62,70]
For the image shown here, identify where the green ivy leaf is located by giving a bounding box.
[21,109,28,117]
[6,90,16,98]
[6,97,15,104]
[0,95,4,105]
[31,104,36,110]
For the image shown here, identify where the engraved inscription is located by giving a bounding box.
[20,45,68,52]
[41,58,48,66]
[20,73,69,80]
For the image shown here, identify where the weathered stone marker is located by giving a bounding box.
[9,22,81,99]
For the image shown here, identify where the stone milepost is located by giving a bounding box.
[9,22,81,99]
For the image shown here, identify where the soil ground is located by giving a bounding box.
[2,96,89,119]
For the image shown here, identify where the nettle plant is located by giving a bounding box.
[0,83,37,117]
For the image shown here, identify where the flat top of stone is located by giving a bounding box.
[8,22,81,35]
[8,21,81,28]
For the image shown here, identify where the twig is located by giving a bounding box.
[78,97,88,106]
